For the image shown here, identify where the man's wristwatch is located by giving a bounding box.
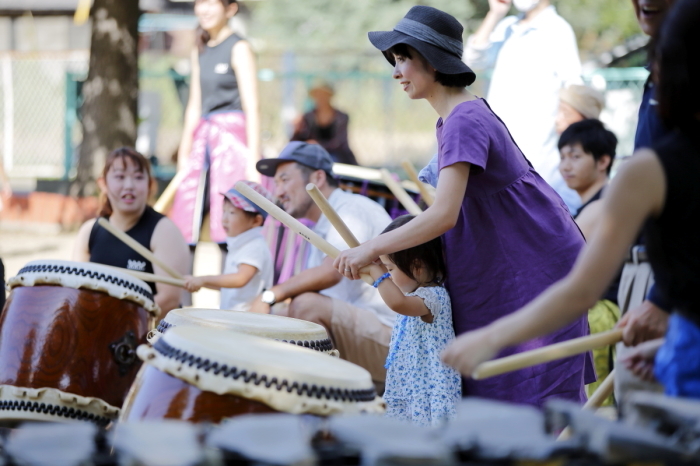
[261,290,277,306]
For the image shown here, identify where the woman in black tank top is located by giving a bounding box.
[442,0,700,400]
[73,148,190,319]
[169,0,261,250]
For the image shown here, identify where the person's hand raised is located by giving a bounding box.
[488,0,512,19]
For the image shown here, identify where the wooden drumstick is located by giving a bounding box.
[154,169,187,214]
[103,265,186,288]
[235,182,374,285]
[96,217,184,280]
[401,160,434,207]
[583,368,615,410]
[379,168,423,216]
[472,329,623,380]
[557,369,616,441]
[306,183,360,247]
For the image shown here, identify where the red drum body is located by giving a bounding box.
[122,327,384,424]
[121,365,277,424]
[0,260,158,425]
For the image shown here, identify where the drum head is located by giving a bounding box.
[154,308,332,351]
[138,326,383,416]
[7,259,158,316]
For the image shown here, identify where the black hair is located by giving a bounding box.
[195,0,238,53]
[652,0,700,133]
[386,43,473,88]
[381,215,446,285]
[295,162,339,187]
[557,119,617,175]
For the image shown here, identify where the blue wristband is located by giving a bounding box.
[373,272,391,288]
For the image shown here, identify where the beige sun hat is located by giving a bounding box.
[559,84,606,120]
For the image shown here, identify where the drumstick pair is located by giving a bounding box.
[234,181,374,286]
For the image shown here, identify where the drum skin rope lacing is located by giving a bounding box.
[155,321,334,352]
[0,399,111,426]
[18,264,155,303]
[153,339,376,402]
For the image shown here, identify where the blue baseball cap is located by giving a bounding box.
[256,141,334,178]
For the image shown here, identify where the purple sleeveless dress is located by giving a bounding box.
[437,99,595,407]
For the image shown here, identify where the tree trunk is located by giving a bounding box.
[75,0,140,196]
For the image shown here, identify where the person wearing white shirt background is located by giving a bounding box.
[464,0,583,213]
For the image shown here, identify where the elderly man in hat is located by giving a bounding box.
[249,141,394,388]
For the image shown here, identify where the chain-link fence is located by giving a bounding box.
[0,50,648,182]
[0,52,88,179]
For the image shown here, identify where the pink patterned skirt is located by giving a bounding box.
[170,111,249,244]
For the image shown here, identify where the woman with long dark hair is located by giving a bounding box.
[170,0,260,246]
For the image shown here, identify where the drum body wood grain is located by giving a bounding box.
[121,365,277,423]
[0,285,151,408]
[0,260,158,424]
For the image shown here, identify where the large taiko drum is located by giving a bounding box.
[149,308,338,356]
[121,326,384,423]
[0,260,159,425]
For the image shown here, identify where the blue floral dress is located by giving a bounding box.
[383,286,462,427]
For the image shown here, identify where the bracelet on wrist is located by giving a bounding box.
[372,272,391,288]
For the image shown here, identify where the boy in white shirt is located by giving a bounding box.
[184,181,274,311]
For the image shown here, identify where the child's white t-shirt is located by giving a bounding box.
[221,226,273,311]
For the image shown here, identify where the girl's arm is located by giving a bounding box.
[442,149,667,376]
[232,40,261,180]
[177,48,202,171]
[184,264,258,291]
[366,264,432,321]
[334,162,470,279]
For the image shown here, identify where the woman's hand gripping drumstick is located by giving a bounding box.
[97,217,185,280]
[235,181,374,285]
[379,168,423,215]
[401,160,434,207]
[468,328,622,380]
[102,264,186,288]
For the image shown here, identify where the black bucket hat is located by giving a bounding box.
[368,6,476,85]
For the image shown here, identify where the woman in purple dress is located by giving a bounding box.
[334,6,594,407]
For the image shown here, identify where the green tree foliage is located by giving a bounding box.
[250,0,642,60]
[250,0,475,52]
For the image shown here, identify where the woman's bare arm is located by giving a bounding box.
[232,40,261,180]
[334,162,470,278]
[151,217,191,317]
[72,219,97,262]
[177,48,202,171]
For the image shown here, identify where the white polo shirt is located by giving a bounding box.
[306,189,396,328]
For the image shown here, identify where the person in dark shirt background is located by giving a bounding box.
[291,81,358,166]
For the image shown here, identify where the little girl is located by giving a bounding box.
[367,215,461,427]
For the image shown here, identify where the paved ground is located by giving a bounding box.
[1,229,221,309]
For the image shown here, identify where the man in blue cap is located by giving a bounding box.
[249,142,395,389]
